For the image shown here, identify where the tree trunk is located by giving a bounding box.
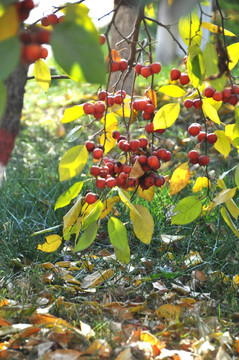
[108,0,145,94]
[0,61,28,183]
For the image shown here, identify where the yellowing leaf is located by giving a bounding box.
[100,113,118,154]
[170,162,190,196]
[225,123,239,148]
[100,196,120,220]
[214,130,231,157]
[63,196,82,231]
[33,59,51,92]
[226,199,239,220]
[38,235,62,253]
[115,97,131,117]
[202,99,220,124]
[178,11,202,47]
[74,221,98,252]
[81,269,114,289]
[159,85,186,98]
[153,103,180,130]
[147,89,157,108]
[59,145,89,181]
[82,200,103,230]
[171,196,202,225]
[55,181,84,210]
[61,105,84,123]
[227,42,239,70]
[221,206,239,237]
[138,185,155,202]
[201,22,236,37]
[184,250,203,267]
[193,176,211,193]
[0,5,18,41]
[156,304,181,319]
[108,217,130,264]
[213,187,237,206]
[129,159,144,180]
[235,165,239,189]
[130,204,154,245]
[117,187,140,215]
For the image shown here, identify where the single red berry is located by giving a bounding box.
[188,123,201,136]
[204,86,215,98]
[105,95,115,107]
[83,102,95,115]
[184,99,193,109]
[123,165,132,174]
[129,139,140,152]
[180,73,190,85]
[85,192,98,204]
[207,133,217,144]
[150,62,161,74]
[231,85,239,94]
[112,130,120,139]
[99,167,109,178]
[138,138,148,148]
[47,14,58,25]
[94,101,105,114]
[145,123,154,133]
[117,135,127,143]
[163,151,171,162]
[170,68,181,81]
[140,66,152,78]
[147,156,161,170]
[222,88,231,102]
[19,31,32,44]
[96,178,106,189]
[93,148,103,160]
[23,43,41,63]
[212,91,223,102]
[99,34,106,45]
[145,103,155,114]
[106,177,117,188]
[119,59,128,72]
[85,140,95,152]
[198,155,210,166]
[35,29,51,44]
[138,155,148,165]
[58,15,64,23]
[197,131,206,142]
[193,98,202,109]
[142,164,151,172]
[114,94,123,105]
[40,47,48,59]
[22,0,34,10]
[110,61,120,72]
[144,176,155,187]
[118,172,128,183]
[41,16,49,26]
[116,90,126,98]
[127,177,136,187]
[188,150,199,160]
[142,111,152,120]
[155,148,167,160]
[90,165,101,177]
[155,175,165,187]
[135,63,142,74]
[229,95,238,106]
[98,90,107,101]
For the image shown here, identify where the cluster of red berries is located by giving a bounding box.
[204,85,239,106]
[184,98,202,109]
[187,123,218,166]
[16,0,34,22]
[109,59,128,73]
[41,14,64,26]
[135,62,161,78]
[83,90,127,119]
[20,28,50,64]
[170,68,190,85]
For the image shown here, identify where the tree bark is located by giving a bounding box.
[108,0,145,94]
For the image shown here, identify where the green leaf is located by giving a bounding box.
[38,234,62,253]
[0,81,6,117]
[178,10,202,47]
[158,85,186,98]
[117,187,140,215]
[61,105,84,123]
[220,206,239,238]
[83,200,103,230]
[202,99,221,125]
[63,196,82,231]
[54,181,84,210]
[213,130,231,157]
[51,4,105,84]
[108,217,130,264]
[153,103,180,130]
[187,45,205,87]
[235,165,239,189]
[59,145,88,181]
[74,221,98,252]
[0,36,20,80]
[33,59,51,92]
[171,196,202,225]
[130,204,154,245]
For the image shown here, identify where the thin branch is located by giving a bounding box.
[27,75,70,81]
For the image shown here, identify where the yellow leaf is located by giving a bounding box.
[114,97,131,117]
[201,22,236,37]
[193,176,211,193]
[227,42,239,70]
[170,162,190,196]
[221,206,239,237]
[159,85,186,98]
[63,196,82,231]
[100,196,120,220]
[178,11,202,47]
[129,159,144,179]
[202,99,220,124]
[130,204,154,245]
[205,97,222,111]
[226,199,239,220]
[184,250,203,267]
[225,123,239,148]
[59,145,89,181]
[100,113,118,154]
[38,235,62,253]
[213,188,237,206]
[233,274,239,287]
[214,130,231,157]
[81,269,114,288]
[156,304,181,319]
[33,59,51,92]
[117,187,140,215]
[153,103,180,130]
[61,105,84,123]
[138,186,155,202]
[147,89,157,108]
[0,5,18,41]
